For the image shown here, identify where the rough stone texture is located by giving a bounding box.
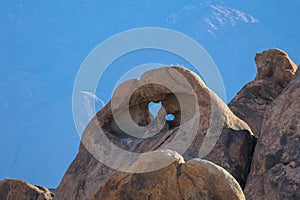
[229,49,297,136]
[92,150,184,200]
[179,159,245,200]
[55,66,256,200]
[2,49,299,200]
[244,67,300,199]
[92,150,245,200]
[0,179,54,200]
[254,49,297,88]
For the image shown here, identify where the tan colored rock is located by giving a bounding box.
[244,67,300,199]
[179,159,245,200]
[254,49,297,87]
[229,49,297,136]
[0,179,54,200]
[228,80,283,137]
[92,150,245,200]
[55,67,256,199]
[92,150,183,200]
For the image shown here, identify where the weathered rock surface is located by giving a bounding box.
[179,159,245,200]
[229,49,297,136]
[4,49,299,200]
[92,150,245,200]
[0,179,54,200]
[55,67,256,200]
[254,49,297,87]
[244,67,300,199]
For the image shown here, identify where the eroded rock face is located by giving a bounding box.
[92,150,245,200]
[244,67,300,199]
[254,49,297,87]
[55,67,256,200]
[229,49,297,136]
[179,159,245,200]
[0,179,54,200]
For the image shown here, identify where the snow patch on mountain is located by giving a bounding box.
[167,3,259,36]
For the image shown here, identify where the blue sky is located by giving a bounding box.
[0,1,299,188]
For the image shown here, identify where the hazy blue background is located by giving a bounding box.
[1,0,299,188]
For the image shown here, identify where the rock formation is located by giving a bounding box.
[55,67,256,199]
[244,67,300,199]
[2,48,299,200]
[92,150,245,200]
[229,49,297,137]
[0,179,54,200]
